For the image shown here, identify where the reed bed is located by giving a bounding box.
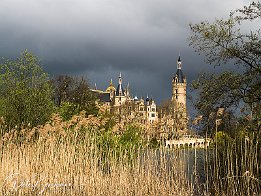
[210,134,261,195]
[0,113,260,195]
[0,142,193,195]
[0,114,193,195]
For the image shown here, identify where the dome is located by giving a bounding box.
[106,85,116,92]
[106,79,116,92]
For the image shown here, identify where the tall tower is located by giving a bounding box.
[171,55,187,132]
[115,72,126,106]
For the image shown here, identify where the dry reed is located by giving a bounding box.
[0,113,260,195]
[0,114,193,196]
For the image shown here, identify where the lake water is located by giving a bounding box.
[140,148,214,185]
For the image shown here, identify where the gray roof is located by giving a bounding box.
[116,84,125,96]
[99,93,111,102]
[175,69,184,83]
[178,55,181,62]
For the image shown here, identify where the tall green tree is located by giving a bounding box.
[0,50,54,129]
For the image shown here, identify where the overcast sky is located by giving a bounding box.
[0,0,251,114]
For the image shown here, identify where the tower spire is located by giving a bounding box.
[119,72,122,84]
[116,72,124,96]
[177,54,182,69]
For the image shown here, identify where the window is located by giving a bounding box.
[151,113,155,117]
[152,108,155,112]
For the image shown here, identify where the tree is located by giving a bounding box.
[189,2,260,135]
[52,75,98,120]
[51,75,74,106]
[189,4,261,192]
[189,2,260,72]
[0,50,54,129]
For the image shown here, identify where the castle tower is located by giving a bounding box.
[171,55,187,132]
[115,72,127,106]
[172,56,186,105]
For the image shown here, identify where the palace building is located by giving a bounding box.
[92,56,188,138]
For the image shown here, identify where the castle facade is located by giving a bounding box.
[92,56,188,139]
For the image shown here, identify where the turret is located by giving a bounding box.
[125,82,130,97]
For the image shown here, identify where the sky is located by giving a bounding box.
[0,0,251,114]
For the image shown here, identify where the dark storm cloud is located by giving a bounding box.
[0,0,247,107]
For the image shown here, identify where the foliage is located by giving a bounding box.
[189,2,260,72]
[148,137,159,148]
[158,99,173,116]
[214,131,232,146]
[52,75,98,119]
[0,50,54,130]
[191,71,260,135]
[192,71,260,111]
[189,2,260,136]
[51,75,74,106]
[56,102,80,121]
[119,125,144,149]
[189,4,261,192]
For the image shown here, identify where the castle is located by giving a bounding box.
[92,56,188,139]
